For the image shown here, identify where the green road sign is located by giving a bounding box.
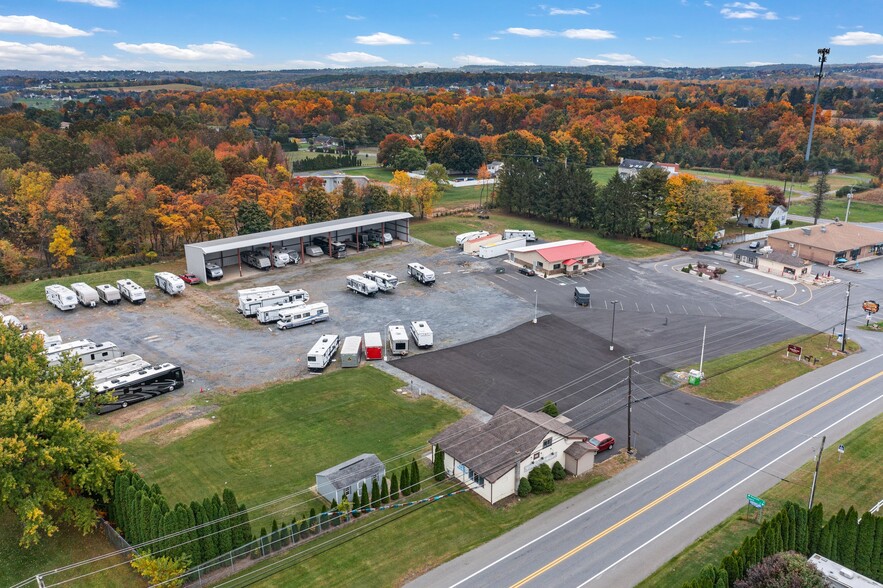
[747,494,766,508]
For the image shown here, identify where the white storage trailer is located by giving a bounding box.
[154,272,186,295]
[503,229,537,242]
[71,282,99,307]
[478,237,527,259]
[363,271,398,292]
[87,355,151,384]
[96,284,121,305]
[45,284,78,311]
[340,336,363,368]
[409,321,434,348]
[116,279,146,304]
[276,302,330,330]
[256,300,306,324]
[346,275,379,296]
[463,234,501,255]
[307,334,340,371]
[387,325,409,356]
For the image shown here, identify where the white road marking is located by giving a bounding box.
[697,306,703,315]
[682,305,688,315]
[651,304,656,313]
[143,335,161,342]
[635,302,639,311]
[666,304,672,314]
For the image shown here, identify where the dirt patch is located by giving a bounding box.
[118,404,217,443]
[159,417,214,444]
[594,451,638,476]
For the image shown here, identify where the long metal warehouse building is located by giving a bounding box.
[183,212,413,283]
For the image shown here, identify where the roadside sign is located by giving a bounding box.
[838,445,845,453]
[787,344,802,356]
[747,494,766,508]
[863,300,879,314]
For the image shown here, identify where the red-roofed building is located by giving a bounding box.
[508,240,603,277]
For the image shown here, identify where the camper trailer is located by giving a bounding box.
[96,284,122,305]
[91,363,184,414]
[47,341,122,367]
[366,229,393,245]
[387,325,409,356]
[364,332,383,360]
[279,247,301,265]
[71,282,99,307]
[363,271,398,292]
[238,289,309,317]
[276,302,330,330]
[340,336,363,368]
[31,330,62,347]
[456,231,489,247]
[205,262,224,280]
[346,275,379,296]
[44,339,94,362]
[117,279,146,304]
[237,285,282,299]
[242,250,271,271]
[45,284,78,311]
[304,245,324,257]
[256,300,307,324]
[409,321,434,348]
[154,272,186,296]
[503,229,537,242]
[407,263,435,285]
[259,248,290,268]
[313,236,347,258]
[307,334,340,371]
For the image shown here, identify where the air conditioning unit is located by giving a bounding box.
[789,243,794,248]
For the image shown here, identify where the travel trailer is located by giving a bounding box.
[47,341,122,367]
[387,325,409,356]
[238,289,309,317]
[205,262,224,280]
[45,284,78,311]
[96,284,122,305]
[256,300,307,324]
[503,229,537,242]
[117,279,146,304]
[409,321,434,348]
[276,302,330,330]
[86,355,151,385]
[363,271,398,292]
[242,250,271,271]
[154,272,186,296]
[407,263,435,285]
[71,282,99,307]
[346,275,379,296]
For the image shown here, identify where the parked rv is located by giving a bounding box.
[259,248,290,268]
[87,355,151,385]
[277,302,330,330]
[43,339,93,362]
[256,300,307,324]
[96,284,122,305]
[503,229,537,242]
[387,325,409,356]
[71,282,99,307]
[366,229,393,245]
[117,279,146,304]
[363,270,398,292]
[85,354,145,374]
[91,363,184,414]
[574,286,591,306]
[47,341,122,367]
[154,272,186,296]
[237,285,282,299]
[205,262,224,280]
[1,313,26,331]
[346,275,379,296]
[479,237,527,259]
[45,284,78,311]
[32,330,62,347]
[409,321,434,348]
[313,236,347,258]
[456,231,489,246]
[242,250,271,271]
[340,336,363,368]
[364,332,383,360]
[279,247,301,265]
[342,234,370,251]
[407,262,435,285]
[307,334,340,371]
[238,289,309,317]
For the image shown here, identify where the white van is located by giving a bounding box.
[307,334,340,371]
[71,282,99,307]
[409,320,434,348]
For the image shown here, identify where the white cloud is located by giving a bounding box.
[59,0,119,7]
[645,35,662,41]
[326,51,386,64]
[830,31,883,45]
[721,2,778,20]
[506,27,555,37]
[90,27,116,33]
[868,54,883,63]
[746,61,773,66]
[345,14,365,20]
[726,39,752,43]
[287,59,326,68]
[453,54,504,65]
[562,28,616,40]
[452,32,461,40]
[355,32,413,45]
[571,53,643,65]
[114,41,253,60]
[549,8,589,15]
[0,14,91,37]
[0,39,119,69]
[704,1,713,5]
[488,36,501,40]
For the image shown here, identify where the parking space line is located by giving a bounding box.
[651,304,656,313]
[634,302,639,311]
[714,305,722,317]
[697,306,703,315]
[666,304,671,314]
[682,305,689,315]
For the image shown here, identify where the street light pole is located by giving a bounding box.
[609,300,620,352]
[533,289,538,324]
[841,282,852,353]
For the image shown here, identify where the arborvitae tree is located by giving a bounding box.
[132,490,146,545]
[237,505,253,545]
[819,524,834,559]
[390,473,399,500]
[352,491,361,517]
[380,477,390,504]
[161,511,179,558]
[517,477,531,497]
[840,506,859,568]
[872,516,883,579]
[854,513,875,576]
[808,504,824,555]
[319,505,328,531]
[309,508,318,535]
[433,446,446,482]
[698,564,716,588]
[221,488,241,545]
[360,483,370,510]
[299,517,309,541]
[215,505,232,557]
[125,485,138,541]
[150,503,163,545]
[528,464,555,494]
[111,473,125,526]
[787,503,798,552]
[290,517,299,543]
[258,528,268,556]
[270,519,280,551]
[201,499,219,562]
[794,503,809,554]
[400,467,410,497]
[552,461,566,481]
[173,505,191,561]
[371,479,381,508]
[410,459,421,492]
[722,555,740,586]
[191,501,208,559]
[329,499,340,527]
[811,172,829,225]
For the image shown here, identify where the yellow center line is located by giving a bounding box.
[510,368,883,588]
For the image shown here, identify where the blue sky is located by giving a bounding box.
[3,0,883,71]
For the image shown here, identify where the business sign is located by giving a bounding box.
[747,494,766,508]
[838,445,845,454]
[862,300,879,314]
[787,344,802,356]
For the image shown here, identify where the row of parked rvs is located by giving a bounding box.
[45,273,191,312]
[346,270,399,296]
[239,230,396,272]
[235,285,331,330]
[306,321,434,372]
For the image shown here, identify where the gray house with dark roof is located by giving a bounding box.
[430,406,593,504]
[316,453,385,504]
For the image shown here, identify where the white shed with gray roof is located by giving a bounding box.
[315,453,386,504]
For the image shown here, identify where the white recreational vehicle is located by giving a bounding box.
[409,320,434,348]
[503,229,537,242]
[116,279,146,304]
[366,229,393,244]
[259,248,290,268]
[478,237,527,259]
[340,336,363,368]
[242,250,271,271]
[237,285,282,299]
[205,262,224,280]
[363,271,398,292]
[31,330,62,347]
[45,284,78,311]
[277,302,330,330]
[44,339,94,361]
[256,300,306,324]
[1,312,26,331]
[455,231,489,247]
[407,263,435,285]
[154,272,186,296]
[238,289,310,317]
[71,282,99,307]
[91,363,184,413]
[47,341,122,367]
[96,284,122,305]
[86,355,151,384]
[307,334,340,371]
[346,275,379,296]
[387,325,409,356]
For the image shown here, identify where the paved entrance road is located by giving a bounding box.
[407,345,883,588]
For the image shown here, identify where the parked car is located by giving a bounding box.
[180,273,200,285]
[518,267,536,276]
[589,433,615,452]
[748,241,760,250]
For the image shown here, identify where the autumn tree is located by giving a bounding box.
[393,147,428,172]
[257,188,295,229]
[301,183,335,223]
[48,224,75,269]
[336,177,363,219]
[437,136,484,173]
[130,551,190,588]
[722,181,772,220]
[377,133,417,168]
[811,173,829,225]
[424,163,450,188]
[0,239,26,280]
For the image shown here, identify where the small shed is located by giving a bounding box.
[316,453,386,504]
[564,441,597,476]
[340,336,363,368]
[733,248,759,268]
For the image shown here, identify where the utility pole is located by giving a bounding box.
[841,281,852,353]
[808,435,826,510]
[805,48,830,163]
[626,356,635,454]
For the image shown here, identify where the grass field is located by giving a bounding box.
[681,333,860,402]
[17,97,59,109]
[689,170,874,194]
[788,197,883,223]
[410,212,675,258]
[638,413,883,588]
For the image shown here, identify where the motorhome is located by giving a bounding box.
[71,282,99,307]
[86,355,151,385]
[346,275,379,296]
[363,332,383,360]
[277,302,330,330]
[96,284,122,305]
[44,339,93,361]
[363,271,398,292]
[503,229,537,242]
[366,229,393,245]
[407,263,435,285]
[340,336,363,368]
[85,354,144,374]
[47,341,122,367]
[91,363,184,414]
[387,325,409,356]
[409,321,434,348]
[456,231,489,247]
[342,234,369,251]
[154,272,186,296]
[307,334,340,371]
[45,284,78,311]
[117,279,146,304]
[238,289,310,317]
[313,236,347,258]
[205,262,224,280]
[242,250,271,271]
[259,248,290,268]
[256,300,307,324]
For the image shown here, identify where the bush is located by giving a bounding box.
[541,400,559,417]
[517,477,531,497]
[552,461,566,481]
[528,464,555,494]
[770,220,781,229]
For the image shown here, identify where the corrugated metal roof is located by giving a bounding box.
[316,453,384,490]
[184,212,412,254]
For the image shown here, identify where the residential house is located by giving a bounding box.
[315,453,386,504]
[430,406,594,504]
[756,250,811,280]
[617,158,680,179]
[294,174,370,194]
[311,135,341,152]
[767,223,883,265]
[737,204,789,229]
[508,240,602,277]
[486,160,505,177]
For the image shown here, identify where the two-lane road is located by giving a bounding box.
[408,350,883,588]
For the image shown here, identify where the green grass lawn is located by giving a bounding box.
[638,413,883,588]
[681,333,860,403]
[788,197,883,223]
[410,212,675,258]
